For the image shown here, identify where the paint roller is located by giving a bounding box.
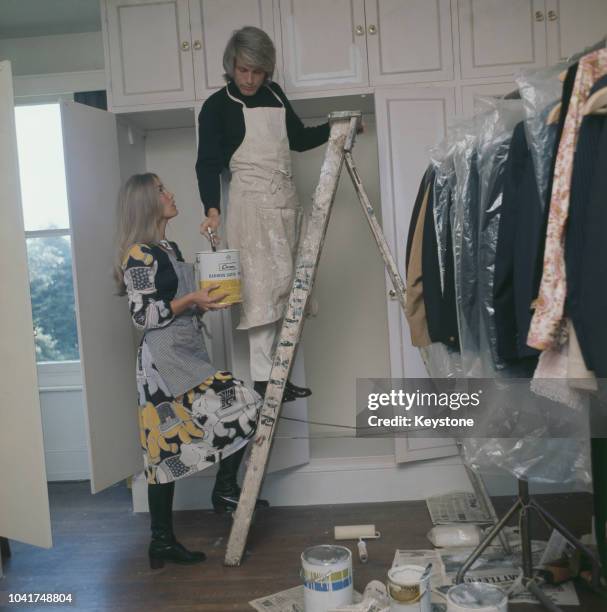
[334,524,380,563]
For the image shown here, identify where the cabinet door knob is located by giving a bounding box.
[193,40,202,50]
[368,24,377,35]
[355,24,364,35]
[388,289,397,299]
[548,10,558,21]
[181,40,190,51]
[535,10,545,22]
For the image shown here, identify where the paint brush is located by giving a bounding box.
[420,562,433,582]
[207,227,217,252]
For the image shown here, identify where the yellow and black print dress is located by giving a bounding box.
[122,241,260,484]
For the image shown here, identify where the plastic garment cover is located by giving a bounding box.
[450,120,482,377]
[428,147,456,296]
[516,64,563,207]
[515,36,607,207]
[417,102,591,487]
[459,99,591,486]
[475,98,524,374]
[423,140,459,351]
[462,436,591,487]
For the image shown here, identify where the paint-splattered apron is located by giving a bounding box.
[226,84,303,330]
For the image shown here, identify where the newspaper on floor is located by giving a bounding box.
[426,491,492,524]
[509,579,580,606]
[539,529,576,566]
[249,585,305,612]
[249,585,362,612]
[437,542,579,607]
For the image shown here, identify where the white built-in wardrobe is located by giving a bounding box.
[2,0,607,552]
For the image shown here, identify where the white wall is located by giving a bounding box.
[0,31,104,76]
[40,390,89,480]
[144,126,202,263]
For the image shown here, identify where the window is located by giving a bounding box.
[15,104,80,364]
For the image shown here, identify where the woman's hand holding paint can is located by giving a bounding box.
[189,284,230,311]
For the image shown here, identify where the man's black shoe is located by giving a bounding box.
[253,380,298,402]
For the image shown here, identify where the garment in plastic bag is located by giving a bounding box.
[449,120,482,377]
[475,98,524,374]
[416,102,591,488]
[516,64,564,207]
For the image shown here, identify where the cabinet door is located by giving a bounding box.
[460,80,516,117]
[374,86,456,381]
[279,0,369,94]
[365,0,454,86]
[375,86,459,464]
[103,0,195,109]
[61,102,142,493]
[546,0,607,64]
[190,0,278,99]
[0,61,52,550]
[458,0,547,78]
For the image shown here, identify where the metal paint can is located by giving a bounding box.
[387,565,431,612]
[446,583,508,612]
[301,545,353,612]
[195,250,241,305]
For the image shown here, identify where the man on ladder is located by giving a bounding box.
[196,26,333,408]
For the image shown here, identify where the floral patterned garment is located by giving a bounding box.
[527,49,607,351]
[123,243,260,484]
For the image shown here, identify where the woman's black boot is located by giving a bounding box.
[148,481,206,569]
[212,446,270,513]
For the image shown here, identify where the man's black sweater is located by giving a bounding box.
[195,80,330,214]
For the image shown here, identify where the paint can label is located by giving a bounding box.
[303,568,352,592]
[196,250,242,305]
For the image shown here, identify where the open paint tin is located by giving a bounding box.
[301,545,353,612]
[387,565,432,611]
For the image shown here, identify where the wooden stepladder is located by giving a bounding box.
[224,111,407,566]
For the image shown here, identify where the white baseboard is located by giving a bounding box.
[132,454,473,512]
[45,449,90,482]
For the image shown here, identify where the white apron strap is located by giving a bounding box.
[225,83,284,107]
[225,84,245,106]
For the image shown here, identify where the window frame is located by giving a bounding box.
[16,96,82,389]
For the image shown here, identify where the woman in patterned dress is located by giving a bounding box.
[114,173,265,569]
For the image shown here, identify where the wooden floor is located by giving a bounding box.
[0,482,605,611]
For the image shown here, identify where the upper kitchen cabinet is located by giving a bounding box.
[189,0,280,99]
[545,0,607,64]
[458,0,547,78]
[102,0,196,109]
[279,0,369,94]
[365,0,454,86]
[102,0,281,111]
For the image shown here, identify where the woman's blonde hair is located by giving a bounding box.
[223,26,275,82]
[114,172,163,294]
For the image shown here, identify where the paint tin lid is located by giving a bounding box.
[447,583,507,608]
[302,545,350,566]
